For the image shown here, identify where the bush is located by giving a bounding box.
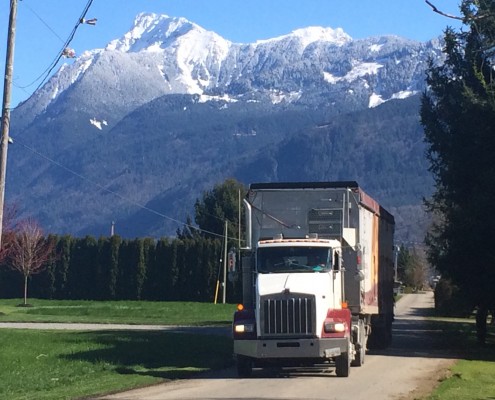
[434,278,472,317]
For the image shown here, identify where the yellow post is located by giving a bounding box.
[214,280,220,304]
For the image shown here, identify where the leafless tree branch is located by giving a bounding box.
[425,0,490,21]
[425,0,464,20]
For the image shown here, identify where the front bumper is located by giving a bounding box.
[234,337,349,360]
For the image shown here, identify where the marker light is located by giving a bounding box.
[324,320,346,333]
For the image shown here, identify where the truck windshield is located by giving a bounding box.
[257,246,332,273]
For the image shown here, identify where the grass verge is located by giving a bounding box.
[0,328,233,400]
[425,317,495,400]
[0,299,235,325]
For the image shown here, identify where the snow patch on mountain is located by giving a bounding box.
[369,43,384,52]
[369,93,385,108]
[322,71,339,84]
[198,93,238,103]
[172,26,231,92]
[369,89,419,108]
[269,90,302,104]
[391,90,418,100]
[345,61,383,81]
[72,53,95,83]
[90,118,108,130]
[323,61,383,85]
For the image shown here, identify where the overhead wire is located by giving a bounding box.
[14,138,240,241]
[22,1,66,44]
[15,0,95,91]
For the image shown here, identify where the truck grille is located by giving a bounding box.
[260,295,316,337]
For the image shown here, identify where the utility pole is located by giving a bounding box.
[394,245,400,282]
[222,219,228,304]
[0,0,19,248]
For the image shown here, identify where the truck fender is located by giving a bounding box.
[321,308,352,338]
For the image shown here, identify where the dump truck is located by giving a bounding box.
[232,181,395,377]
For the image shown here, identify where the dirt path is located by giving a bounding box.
[0,322,230,336]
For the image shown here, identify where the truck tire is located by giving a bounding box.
[236,356,253,378]
[351,320,366,367]
[335,351,350,377]
[351,343,365,367]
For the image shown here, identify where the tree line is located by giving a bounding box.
[0,234,240,302]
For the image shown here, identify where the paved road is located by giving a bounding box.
[91,292,456,400]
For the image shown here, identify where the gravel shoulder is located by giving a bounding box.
[0,322,231,336]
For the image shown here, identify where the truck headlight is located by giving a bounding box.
[234,323,254,333]
[233,308,256,339]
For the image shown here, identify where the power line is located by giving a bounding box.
[15,0,95,91]
[23,2,66,44]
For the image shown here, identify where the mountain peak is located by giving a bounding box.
[106,12,200,52]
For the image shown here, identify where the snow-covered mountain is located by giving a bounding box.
[15,12,442,128]
[8,13,442,241]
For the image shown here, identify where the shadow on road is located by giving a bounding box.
[370,294,495,362]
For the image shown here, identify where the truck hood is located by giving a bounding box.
[257,272,333,299]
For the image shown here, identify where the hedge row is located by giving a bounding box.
[0,234,242,303]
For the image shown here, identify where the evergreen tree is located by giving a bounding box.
[117,239,134,299]
[167,239,180,300]
[54,235,73,299]
[67,236,98,299]
[175,239,188,300]
[421,0,495,343]
[147,237,170,300]
[106,235,121,299]
[396,245,411,283]
[198,238,222,302]
[194,178,246,241]
[139,237,155,300]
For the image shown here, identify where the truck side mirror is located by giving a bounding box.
[333,251,340,271]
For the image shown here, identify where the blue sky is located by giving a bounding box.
[1,0,464,107]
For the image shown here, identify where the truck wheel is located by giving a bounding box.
[335,352,350,377]
[236,356,253,378]
[351,344,365,367]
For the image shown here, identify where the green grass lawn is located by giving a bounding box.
[0,328,233,400]
[0,298,235,325]
[0,299,235,399]
[425,317,495,400]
